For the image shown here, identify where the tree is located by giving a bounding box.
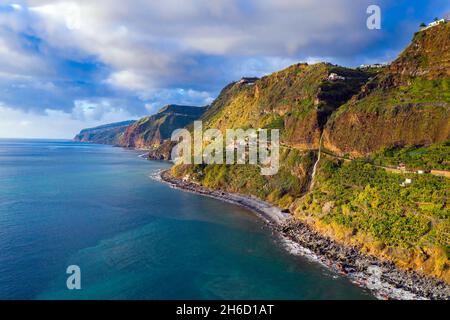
[420,22,426,28]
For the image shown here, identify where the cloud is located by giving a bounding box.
[21,0,384,92]
[0,31,48,77]
[0,100,136,139]
[141,88,214,110]
[10,4,23,11]
[71,99,135,122]
[0,0,447,138]
[106,70,155,93]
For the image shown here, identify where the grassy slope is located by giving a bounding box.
[169,26,450,282]
[292,159,449,281]
[172,148,314,209]
[201,63,370,149]
[372,140,450,171]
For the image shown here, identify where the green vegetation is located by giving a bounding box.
[121,105,207,148]
[296,159,449,271]
[333,77,450,116]
[172,148,314,209]
[372,141,450,170]
[200,63,371,147]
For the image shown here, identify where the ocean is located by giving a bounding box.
[0,139,373,299]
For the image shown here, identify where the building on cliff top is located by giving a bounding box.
[420,17,449,31]
[360,63,388,69]
[238,77,259,85]
[328,73,346,81]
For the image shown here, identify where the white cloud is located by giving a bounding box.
[22,0,383,90]
[72,99,134,122]
[105,70,154,93]
[0,0,428,138]
[10,4,23,11]
[141,88,215,107]
[0,101,135,139]
[0,33,48,77]
[30,1,82,30]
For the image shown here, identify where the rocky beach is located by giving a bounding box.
[158,169,450,300]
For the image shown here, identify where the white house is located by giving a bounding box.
[428,18,445,27]
[400,178,413,187]
[328,73,345,81]
[420,18,448,31]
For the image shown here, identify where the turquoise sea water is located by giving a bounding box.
[0,139,373,299]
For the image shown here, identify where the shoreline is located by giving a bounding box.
[157,169,450,300]
[156,169,291,225]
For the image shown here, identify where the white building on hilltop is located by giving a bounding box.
[420,17,448,31]
[360,63,388,69]
[328,73,345,81]
[428,19,445,27]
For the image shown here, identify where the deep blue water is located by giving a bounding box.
[0,139,373,299]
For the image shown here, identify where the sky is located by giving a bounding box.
[0,0,448,138]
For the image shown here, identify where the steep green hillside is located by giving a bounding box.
[168,23,450,283]
[172,147,315,209]
[291,159,449,281]
[76,22,450,283]
[121,105,207,148]
[372,140,450,171]
[324,22,450,156]
[201,63,371,149]
[73,120,135,145]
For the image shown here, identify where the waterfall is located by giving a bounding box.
[310,132,324,190]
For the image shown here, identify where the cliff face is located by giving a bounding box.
[120,105,207,148]
[201,63,371,150]
[74,23,450,283]
[169,23,450,283]
[73,120,135,145]
[324,22,450,156]
[74,105,207,149]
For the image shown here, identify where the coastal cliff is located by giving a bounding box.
[74,105,207,148]
[74,120,136,145]
[121,104,207,149]
[167,23,450,287]
[324,22,450,156]
[74,22,450,296]
[200,63,371,150]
